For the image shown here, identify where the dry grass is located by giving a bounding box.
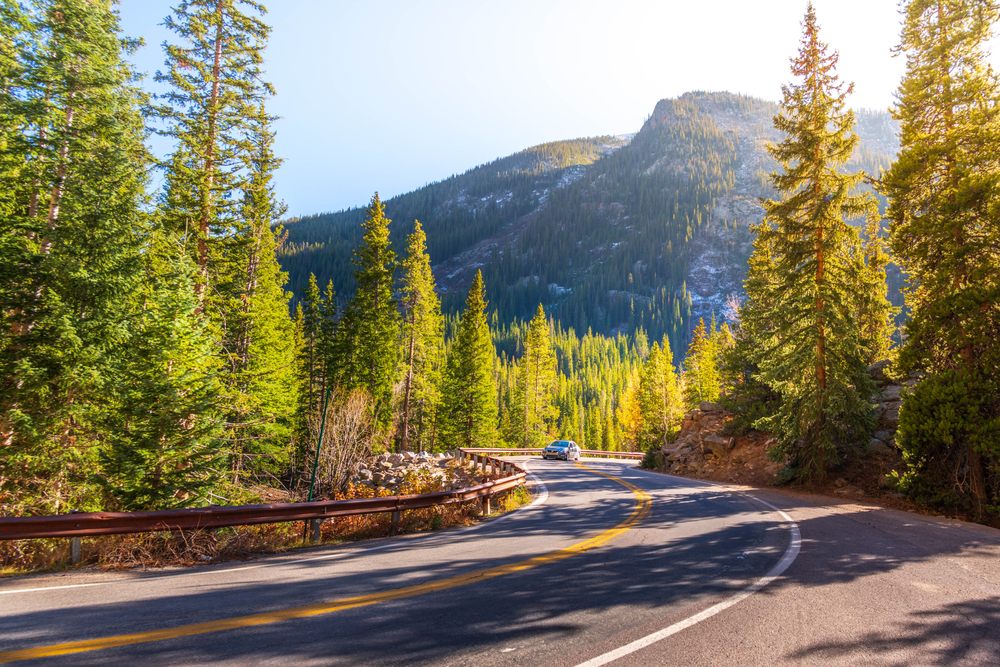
[1,471,533,575]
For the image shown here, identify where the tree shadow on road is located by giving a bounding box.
[3,462,999,666]
[786,597,1000,667]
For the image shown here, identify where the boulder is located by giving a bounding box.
[702,433,732,459]
[879,385,903,402]
[867,439,893,456]
[881,401,902,428]
[867,359,891,382]
[699,401,722,412]
[359,468,373,481]
[873,430,893,443]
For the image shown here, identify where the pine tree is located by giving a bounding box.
[219,102,297,482]
[880,0,1000,514]
[398,220,443,452]
[98,242,224,510]
[318,279,340,390]
[0,0,153,512]
[854,216,898,365]
[338,193,399,427]
[638,338,683,450]
[615,369,643,451]
[300,273,323,415]
[439,271,498,448]
[713,320,737,393]
[723,232,782,433]
[682,317,721,407]
[752,4,876,480]
[153,0,273,310]
[513,304,558,446]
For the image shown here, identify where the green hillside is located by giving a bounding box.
[277,135,628,299]
[279,92,898,361]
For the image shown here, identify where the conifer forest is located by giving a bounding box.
[1,0,998,527]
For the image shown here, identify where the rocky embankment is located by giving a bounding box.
[659,401,781,482]
[350,451,498,495]
[867,359,923,455]
[653,361,918,501]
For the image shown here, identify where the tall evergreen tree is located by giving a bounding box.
[854,216,898,365]
[723,232,782,433]
[751,4,876,480]
[398,220,443,452]
[638,338,683,450]
[682,317,721,407]
[339,193,399,427]
[512,304,558,446]
[439,271,498,448]
[0,0,152,512]
[154,0,299,484]
[153,0,273,309]
[880,0,1000,514]
[99,241,224,510]
[615,369,643,451]
[219,102,296,482]
[299,273,322,415]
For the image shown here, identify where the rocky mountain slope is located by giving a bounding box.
[279,91,900,359]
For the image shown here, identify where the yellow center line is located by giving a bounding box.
[0,462,651,664]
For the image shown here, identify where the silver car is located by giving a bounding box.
[541,440,581,461]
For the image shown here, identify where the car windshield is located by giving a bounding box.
[548,441,569,449]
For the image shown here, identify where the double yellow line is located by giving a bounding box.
[0,462,651,663]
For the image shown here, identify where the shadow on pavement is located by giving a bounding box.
[786,597,1000,666]
[3,461,998,666]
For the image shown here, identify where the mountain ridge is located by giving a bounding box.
[278,91,900,359]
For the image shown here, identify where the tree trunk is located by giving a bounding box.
[195,2,225,313]
[400,307,417,453]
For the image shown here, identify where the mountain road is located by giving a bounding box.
[1,458,998,666]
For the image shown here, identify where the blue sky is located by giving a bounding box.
[117,1,998,218]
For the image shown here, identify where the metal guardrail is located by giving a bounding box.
[460,447,644,460]
[0,451,526,543]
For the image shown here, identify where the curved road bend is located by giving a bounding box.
[0,459,998,666]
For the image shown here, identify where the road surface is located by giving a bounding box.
[1,459,998,666]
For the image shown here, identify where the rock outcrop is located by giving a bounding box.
[659,403,780,477]
[868,361,922,455]
[350,451,496,494]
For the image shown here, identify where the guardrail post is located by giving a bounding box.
[70,537,81,565]
[389,510,401,535]
[309,518,323,543]
[481,495,491,516]
[480,456,487,474]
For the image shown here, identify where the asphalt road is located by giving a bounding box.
[1,459,999,666]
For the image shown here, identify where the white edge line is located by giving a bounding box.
[573,466,802,667]
[0,463,550,598]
